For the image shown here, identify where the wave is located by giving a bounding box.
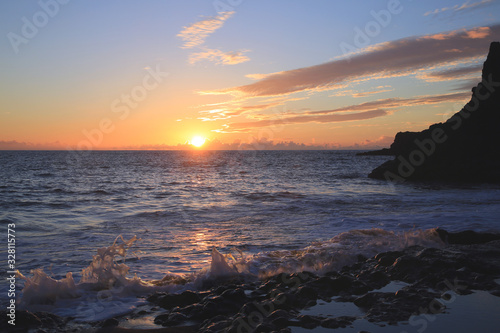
[16,228,444,321]
[243,191,306,201]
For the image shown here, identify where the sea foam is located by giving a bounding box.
[17,228,444,321]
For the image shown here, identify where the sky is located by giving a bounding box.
[1,0,500,150]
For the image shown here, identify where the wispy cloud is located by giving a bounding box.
[351,86,394,98]
[219,110,388,133]
[306,92,470,115]
[189,48,250,65]
[417,64,482,82]
[197,97,308,121]
[424,0,494,17]
[202,24,499,98]
[177,11,250,66]
[215,91,470,132]
[177,11,234,49]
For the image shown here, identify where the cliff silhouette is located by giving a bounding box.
[367,42,500,182]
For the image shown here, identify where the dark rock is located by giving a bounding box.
[101,318,119,327]
[367,42,500,183]
[148,290,201,310]
[321,316,356,329]
[295,286,318,300]
[354,292,388,308]
[436,228,500,244]
[375,251,403,267]
[254,322,276,333]
[166,312,188,326]
[202,319,232,332]
[356,148,394,156]
[330,275,353,293]
[268,309,291,329]
[1,310,42,332]
[154,313,171,326]
[0,310,69,332]
[220,287,247,302]
[288,315,322,329]
[351,280,371,295]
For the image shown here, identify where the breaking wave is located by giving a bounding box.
[16,228,444,321]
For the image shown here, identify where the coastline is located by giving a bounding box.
[4,229,500,333]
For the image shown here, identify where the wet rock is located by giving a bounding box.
[295,286,318,300]
[145,230,500,332]
[254,322,276,332]
[288,314,322,329]
[154,312,189,326]
[321,316,356,329]
[220,287,247,302]
[351,279,371,295]
[354,292,389,308]
[1,310,70,332]
[154,313,170,326]
[436,229,500,245]
[202,319,232,332]
[148,290,201,310]
[375,251,403,267]
[268,309,291,329]
[101,318,119,328]
[1,310,42,332]
[330,275,353,293]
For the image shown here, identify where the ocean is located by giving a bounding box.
[1,150,500,322]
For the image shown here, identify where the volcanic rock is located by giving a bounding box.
[368,42,500,182]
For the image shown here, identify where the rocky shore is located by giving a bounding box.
[4,229,500,333]
[364,42,500,182]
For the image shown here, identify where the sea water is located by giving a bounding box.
[1,150,499,321]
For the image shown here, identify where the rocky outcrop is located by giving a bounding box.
[142,229,500,332]
[368,42,500,182]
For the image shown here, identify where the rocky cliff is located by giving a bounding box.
[368,42,500,182]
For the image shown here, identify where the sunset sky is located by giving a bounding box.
[1,0,500,150]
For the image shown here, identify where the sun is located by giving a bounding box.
[190,136,206,148]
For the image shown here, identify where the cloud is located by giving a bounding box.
[198,102,283,121]
[201,24,499,98]
[197,97,309,121]
[177,11,234,49]
[177,11,250,65]
[350,135,395,149]
[214,91,471,132]
[218,110,388,132]
[424,0,494,16]
[417,64,482,82]
[0,140,63,150]
[189,48,250,65]
[351,86,394,98]
[306,92,470,116]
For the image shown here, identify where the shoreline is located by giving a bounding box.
[4,229,500,332]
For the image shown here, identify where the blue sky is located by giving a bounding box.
[1,0,499,149]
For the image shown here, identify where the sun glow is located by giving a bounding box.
[191,136,206,147]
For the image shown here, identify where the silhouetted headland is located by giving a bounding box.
[363,42,500,182]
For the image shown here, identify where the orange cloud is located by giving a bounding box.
[201,24,500,98]
[220,109,388,132]
[214,91,470,132]
[465,27,491,39]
